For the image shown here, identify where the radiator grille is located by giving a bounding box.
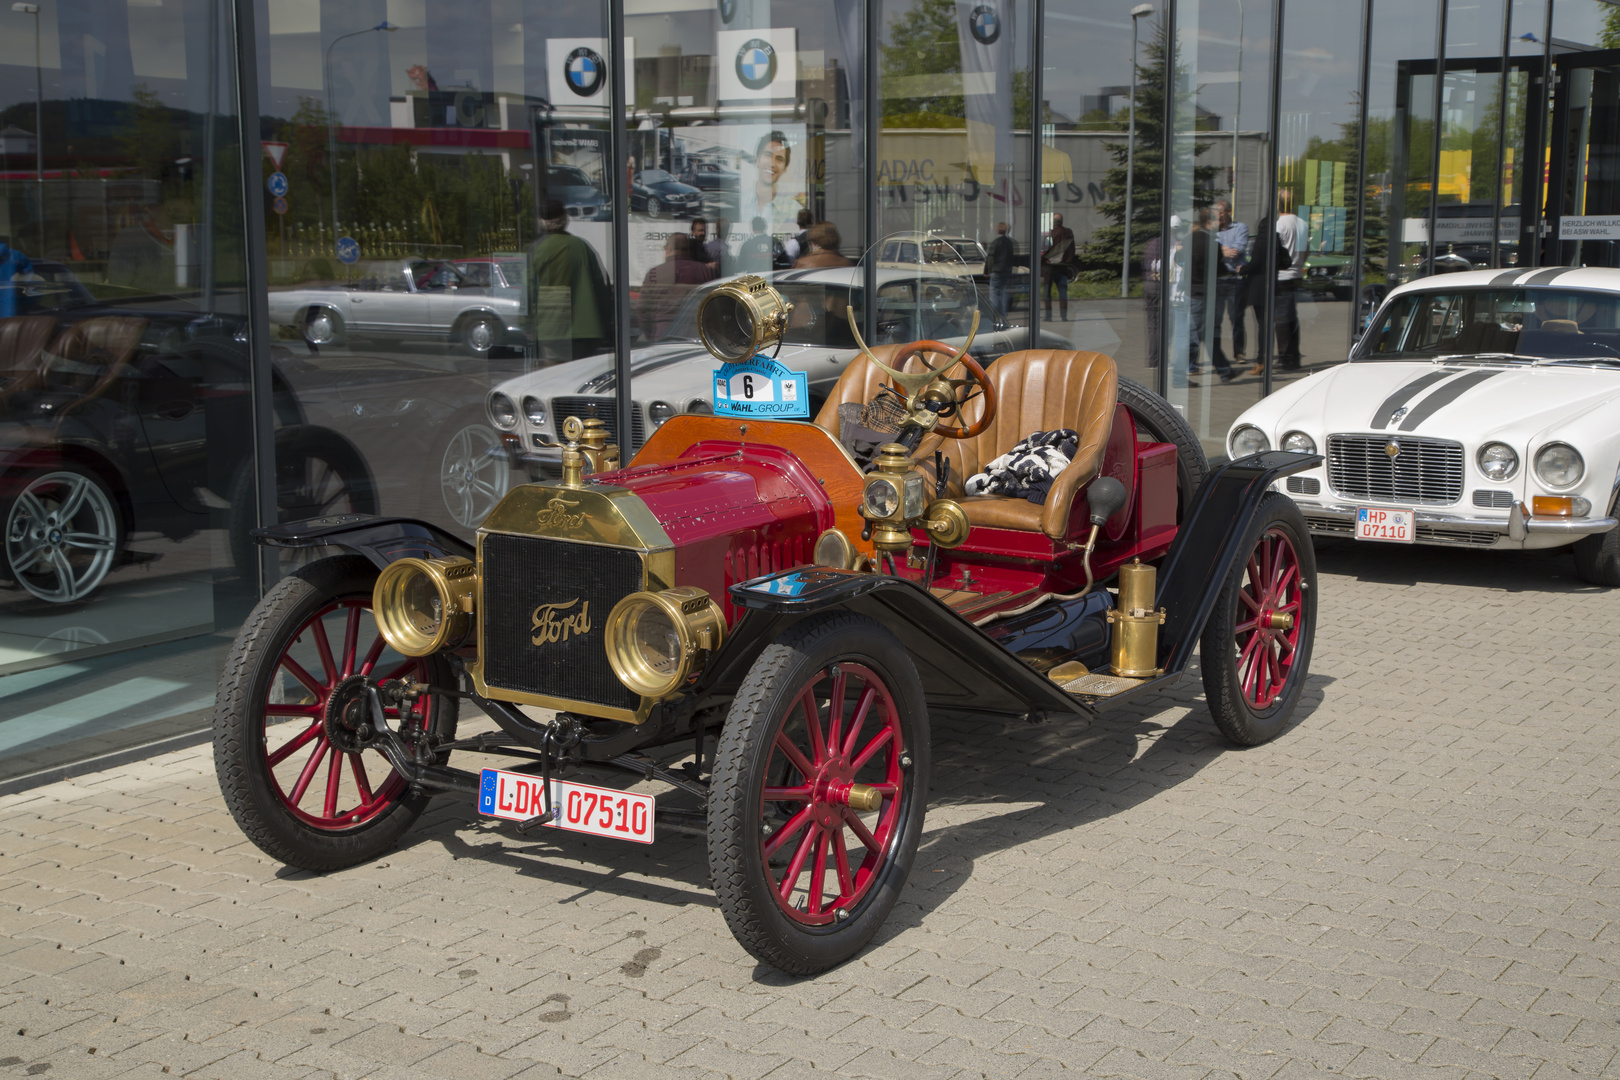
[550,397,647,450]
[1326,434,1463,505]
[480,533,642,711]
[1472,489,1514,509]
[1415,526,1499,546]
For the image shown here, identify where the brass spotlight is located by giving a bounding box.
[605,586,726,699]
[696,275,794,362]
[374,557,479,656]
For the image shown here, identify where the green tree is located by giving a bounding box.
[1076,20,1217,282]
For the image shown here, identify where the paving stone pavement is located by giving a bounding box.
[2,540,1618,1080]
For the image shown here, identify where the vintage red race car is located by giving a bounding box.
[214,273,1321,975]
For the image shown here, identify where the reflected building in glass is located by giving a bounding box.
[1,0,1617,784]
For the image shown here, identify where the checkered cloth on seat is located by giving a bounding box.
[963,429,1080,504]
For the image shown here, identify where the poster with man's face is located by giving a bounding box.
[674,123,808,242]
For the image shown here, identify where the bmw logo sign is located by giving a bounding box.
[565,46,605,97]
[718,0,736,23]
[735,38,777,92]
[969,4,1001,44]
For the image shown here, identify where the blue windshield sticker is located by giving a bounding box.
[713,355,810,419]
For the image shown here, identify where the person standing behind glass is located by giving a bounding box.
[0,238,34,318]
[1274,194,1308,370]
[985,222,1015,321]
[1213,198,1253,374]
[1142,231,1163,370]
[1188,208,1232,381]
[1042,213,1075,322]
[526,199,612,365]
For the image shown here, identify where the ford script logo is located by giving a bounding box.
[535,494,586,530]
[969,4,1001,45]
[565,46,605,97]
[735,38,777,91]
[532,599,591,646]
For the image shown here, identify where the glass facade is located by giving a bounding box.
[3,0,1617,782]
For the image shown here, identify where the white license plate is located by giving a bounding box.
[1355,507,1416,543]
[477,768,655,844]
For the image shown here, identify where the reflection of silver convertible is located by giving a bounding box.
[266,259,526,355]
[488,266,1068,476]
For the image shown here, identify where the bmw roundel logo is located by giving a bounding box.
[564,46,605,97]
[718,0,737,23]
[735,38,777,91]
[969,4,1001,44]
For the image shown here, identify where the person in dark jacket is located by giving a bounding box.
[985,222,1015,319]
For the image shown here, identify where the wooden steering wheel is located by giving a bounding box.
[889,339,997,440]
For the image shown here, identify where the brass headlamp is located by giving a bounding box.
[859,444,926,552]
[696,275,793,361]
[605,586,726,699]
[374,556,479,656]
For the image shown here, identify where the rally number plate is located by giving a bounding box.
[477,768,655,844]
[1354,507,1415,543]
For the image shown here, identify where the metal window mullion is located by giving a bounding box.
[1157,0,1178,399]
[864,0,880,344]
[1490,0,1511,269]
[1351,0,1373,348]
[1261,0,1282,397]
[230,0,275,595]
[608,0,634,453]
[1426,0,1448,280]
[1534,0,1553,267]
[1029,0,1044,346]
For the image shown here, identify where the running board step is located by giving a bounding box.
[1047,661,1148,698]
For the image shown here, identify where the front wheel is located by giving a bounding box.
[1573,502,1620,587]
[645,197,663,219]
[708,614,930,975]
[2,464,123,604]
[1199,491,1317,746]
[213,555,458,870]
[458,314,501,356]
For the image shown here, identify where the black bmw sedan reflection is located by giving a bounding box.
[631,170,705,219]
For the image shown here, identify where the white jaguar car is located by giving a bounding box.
[1227,267,1620,586]
[487,265,1067,475]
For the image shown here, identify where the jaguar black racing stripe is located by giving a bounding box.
[1370,368,1459,428]
[1524,266,1578,286]
[1395,369,1500,431]
[578,346,713,393]
[1487,269,1527,286]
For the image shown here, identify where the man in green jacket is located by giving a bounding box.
[527,200,613,364]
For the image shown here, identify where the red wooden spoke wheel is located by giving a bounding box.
[758,662,905,925]
[1233,528,1303,710]
[710,614,930,975]
[1201,492,1317,747]
[259,597,436,830]
[215,556,457,870]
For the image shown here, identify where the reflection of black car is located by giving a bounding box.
[0,268,507,604]
[631,170,704,219]
[545,165,610,221]
[682,161,739,197]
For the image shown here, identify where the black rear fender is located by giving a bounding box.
[252,514,473,571]
[1154,450,1321,673]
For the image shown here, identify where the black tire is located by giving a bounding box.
[213,555,458,870]
[227,428,378,578]
[708,613,930,975]
[646,197,663,219]
[1116,375,1210,522]
[1574,512,1620,587]
[458,314,501,356]
[1200,491,1317,746]
[303,306,345,347]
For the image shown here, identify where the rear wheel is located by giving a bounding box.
[1200,492,1317,746]
[458,314,501,356]
[1117,375,1209,521]
[303,307,345,347]
[213,555,457,870]
[709,614,929,975]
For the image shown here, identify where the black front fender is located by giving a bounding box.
[253,513,473,571]
[715,569,1091,720]
[1155,449,1321,673]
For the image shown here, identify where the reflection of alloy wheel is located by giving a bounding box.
[438,423,509,528]
[646,197,663,219]
[460,315,500,356]
[304,308,344,346]
[2,466,122,604]
[227,431,377,579]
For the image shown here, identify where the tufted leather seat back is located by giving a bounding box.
[922,349,1119,539]
[0,315,59,400]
